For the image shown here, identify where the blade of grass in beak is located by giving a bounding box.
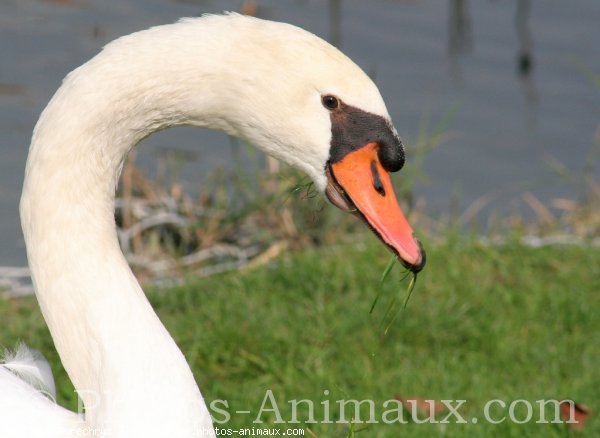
[381,254,396,283]
[383,272,418,334]
[402,273,418,309]
[382,295,398,335]
[370,255,396,314]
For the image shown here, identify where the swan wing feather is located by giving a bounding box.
[1,342,56,400]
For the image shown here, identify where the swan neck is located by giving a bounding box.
[20,24,220,436]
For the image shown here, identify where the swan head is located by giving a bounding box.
[180,15,426,271]
[116,15,425,271]
[319,96,426,274]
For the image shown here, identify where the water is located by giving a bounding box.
[1,0,599,265]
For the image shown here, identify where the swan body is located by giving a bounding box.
[0,13,424,437]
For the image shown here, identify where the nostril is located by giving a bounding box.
[370,160,386,197]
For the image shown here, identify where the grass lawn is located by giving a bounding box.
[1,236,599,437]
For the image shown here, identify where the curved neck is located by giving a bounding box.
[19,22,234,437]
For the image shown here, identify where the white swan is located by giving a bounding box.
[0,13,425,437]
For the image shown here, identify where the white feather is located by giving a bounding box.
[1,343,56,400]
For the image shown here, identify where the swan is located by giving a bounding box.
[0,13,425,437]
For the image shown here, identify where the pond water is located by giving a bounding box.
[1,0,599,265]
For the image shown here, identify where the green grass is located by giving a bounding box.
[1,236,599,437]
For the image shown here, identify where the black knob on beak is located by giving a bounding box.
[377,137,405,172]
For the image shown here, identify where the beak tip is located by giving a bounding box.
[411,239,427,273]
[396,237,426,274]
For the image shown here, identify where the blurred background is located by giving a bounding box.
[1,0,599,266]
[1,2,599,435]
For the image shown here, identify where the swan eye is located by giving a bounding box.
[322,95,339,110]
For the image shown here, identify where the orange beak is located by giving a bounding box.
[326,143,425,272]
